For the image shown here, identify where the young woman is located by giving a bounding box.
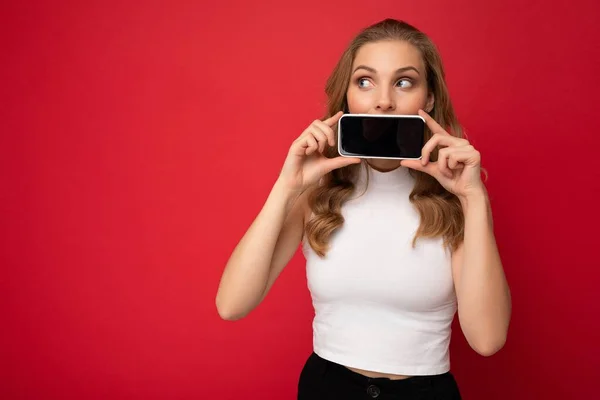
[216,18,511,399]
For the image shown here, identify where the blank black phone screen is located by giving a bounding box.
[339,115,424,158]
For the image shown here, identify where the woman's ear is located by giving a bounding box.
[425,93,435,112]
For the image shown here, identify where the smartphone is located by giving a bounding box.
[337,114,425,160]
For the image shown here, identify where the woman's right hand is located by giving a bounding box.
[278,111,361,193]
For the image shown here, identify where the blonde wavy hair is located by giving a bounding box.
[305,18,468,258]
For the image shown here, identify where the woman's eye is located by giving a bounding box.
[397,79,413,88]
[358,78,371,88]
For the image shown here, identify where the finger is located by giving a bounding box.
[322,156,361,173]
[437,148,453,179]
[448,151,461,170]
[310,125,330,153]
[447,149,469,170]
[323,111,344,127]
[305,135,318,155]
[421,133,463,165]
[313,120,336,147]
[418,109,450,136]
[448,148,481,167]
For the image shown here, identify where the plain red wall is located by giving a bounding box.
[2,0,599,398]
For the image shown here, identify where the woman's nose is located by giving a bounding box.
[376,88,396,111]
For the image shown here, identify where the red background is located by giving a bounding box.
[2,1,599,398]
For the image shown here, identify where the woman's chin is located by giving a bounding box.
[366,159,402,172]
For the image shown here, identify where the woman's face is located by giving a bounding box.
[346,40,433,115]
[345,40,434,171]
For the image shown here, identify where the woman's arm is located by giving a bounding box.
[216,112,359,321]
[215,180,309,321]
[400,110,512,356]
[451,190,512,356]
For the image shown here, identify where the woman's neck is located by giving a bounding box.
[366,159,402,172]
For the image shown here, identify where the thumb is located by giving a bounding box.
[400,159,439,178]
[322,156,361,174]
[400,159,425,171]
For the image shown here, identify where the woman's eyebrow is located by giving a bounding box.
[352,65,420,75]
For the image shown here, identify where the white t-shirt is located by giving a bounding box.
[302,163,457,376]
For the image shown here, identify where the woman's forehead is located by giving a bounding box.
[352,41,424,74]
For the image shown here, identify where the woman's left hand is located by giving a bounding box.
[400,110,485,200]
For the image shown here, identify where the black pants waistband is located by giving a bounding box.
[316,352,451,390]
[298,352,462,399]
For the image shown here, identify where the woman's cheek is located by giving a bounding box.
[347,91,373,113]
